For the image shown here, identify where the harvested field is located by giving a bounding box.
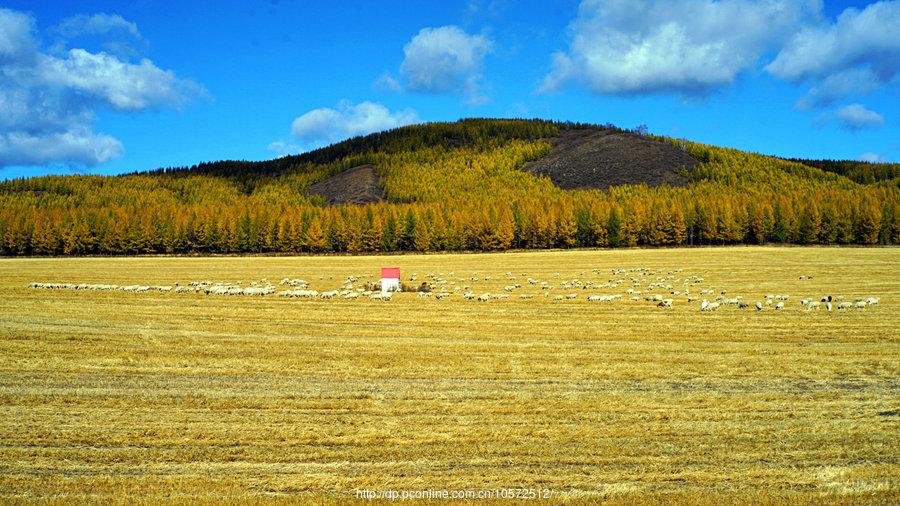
[0,247,898,503]
[522,128,699,189]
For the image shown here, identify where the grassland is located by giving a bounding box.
[0,247,897,503]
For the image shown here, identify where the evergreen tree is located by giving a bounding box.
[607,207,622,247]
[399,209,417,251]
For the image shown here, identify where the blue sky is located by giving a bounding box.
[1,0,898,180]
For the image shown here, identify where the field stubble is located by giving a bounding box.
[0,247,897,503]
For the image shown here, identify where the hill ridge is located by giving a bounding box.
[0,118,897,255]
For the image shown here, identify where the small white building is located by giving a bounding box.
[381,267,400,293]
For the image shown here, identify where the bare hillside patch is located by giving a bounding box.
[306,164,382,204]
[522,129,699,189]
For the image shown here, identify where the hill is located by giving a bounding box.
[0,118,897,255]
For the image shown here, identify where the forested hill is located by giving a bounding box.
[0,118,897,256]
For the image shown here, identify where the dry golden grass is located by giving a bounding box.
[0,246,898,504]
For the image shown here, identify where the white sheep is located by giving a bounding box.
[701,300,719,311]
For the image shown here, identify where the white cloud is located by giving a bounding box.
[794,68,881,109]
[768,1,900,109]
[0,128,123,167]
[767,1,900,84]
[859,152,888,163]
[55,13,141,39]
[541,0,820,96]
[39,49,199,111]
[399,25,492,100]
[266,140,302,157]
[0,8,35,62]
[0,7,201,169]
[51,12,146,59]
[833,104,885,131]
[373,71,402,93]
[288,100,419,147]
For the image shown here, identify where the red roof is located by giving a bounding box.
[381,267,400,279]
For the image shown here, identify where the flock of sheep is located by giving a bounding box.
[29,278,396,301]
[28,268,882,313]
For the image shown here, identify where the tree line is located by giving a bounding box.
[1,119,897,256]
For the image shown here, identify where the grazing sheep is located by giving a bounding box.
[865,296,880,305]
[477,293,491,302]
[518,294,533,299]
[344,292,360,299]
[320,290,339,299]
[775,302,784,310]
[701,300,719,311]
[658,298,673,308]
[463,292,476,300]
[837,302,852,310]
[553,295,563,301]
[243,286,275,296]
[855,301,867,309]
[277,289,318,298]
[737,301,749,309]
[755,301,763,311]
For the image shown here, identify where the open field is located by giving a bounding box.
[0,247,898,503]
